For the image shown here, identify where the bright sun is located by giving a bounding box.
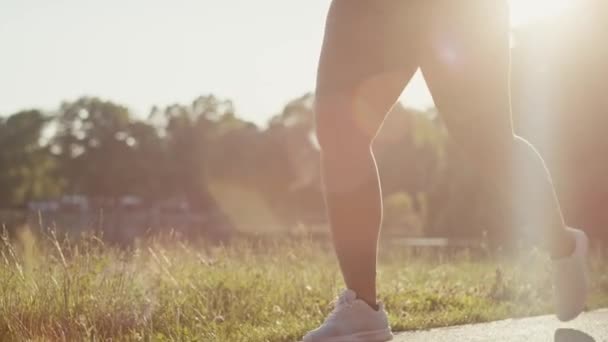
[509,0,575,27]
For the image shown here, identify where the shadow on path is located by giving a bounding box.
[555,328,595,342]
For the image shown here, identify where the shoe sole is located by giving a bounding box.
[303,328,393,342]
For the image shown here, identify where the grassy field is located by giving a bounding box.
[0,228,607,342]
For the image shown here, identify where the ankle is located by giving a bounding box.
[356,295,379,311]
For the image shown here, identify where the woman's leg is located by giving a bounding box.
[420,0,574,257]
[315,0,421,307]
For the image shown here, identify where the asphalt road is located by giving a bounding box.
[395,309,608,342]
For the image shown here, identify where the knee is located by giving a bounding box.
[314,96,375,159]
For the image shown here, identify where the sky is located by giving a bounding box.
[0,0,573,126]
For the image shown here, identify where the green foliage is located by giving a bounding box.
[0,229,606,341]
[0,110,62,207]
[383,192,427,236]
[52,97,136,198]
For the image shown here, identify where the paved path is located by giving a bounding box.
[395,309,608,342]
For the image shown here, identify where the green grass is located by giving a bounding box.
[0,228,607,342]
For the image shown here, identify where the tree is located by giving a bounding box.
[0,110,62,207]
[51,97,137,202]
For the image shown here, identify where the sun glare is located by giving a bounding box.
[509,0,575,27]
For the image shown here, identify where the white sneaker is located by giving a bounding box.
[553,227,589,321]
[303,289,393,342]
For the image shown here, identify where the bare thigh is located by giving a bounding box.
[315,0,423,148]
[420,0,514,157]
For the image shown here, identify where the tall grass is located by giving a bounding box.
[0,227,606,341]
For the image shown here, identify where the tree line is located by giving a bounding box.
[0,94,441,234]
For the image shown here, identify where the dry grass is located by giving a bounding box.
[0,227,606,341]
